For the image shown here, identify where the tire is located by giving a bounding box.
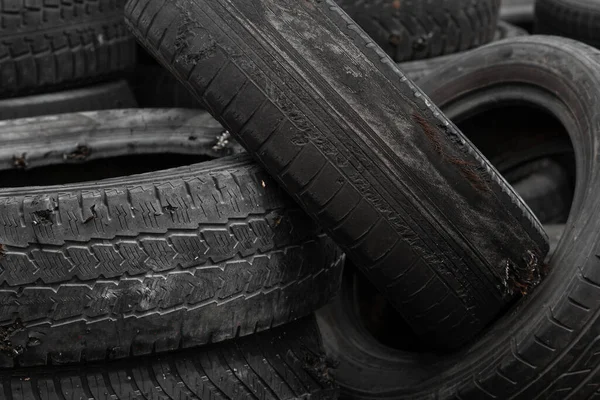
[318,36,600,399]
[535,0,600,48]
[400,21,527,82]
[335,0,501,62]
[125,0,547,349]
[509,159,572,224]
[0,108,243,171]
[500,0,535,24]
[0,81,137,120]
[2,316,339,400]
[0,110,344,368]
[0,0,136,98]
[132,64,203,109]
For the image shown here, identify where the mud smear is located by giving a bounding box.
[32,209,54,226]
[303,352,337,388]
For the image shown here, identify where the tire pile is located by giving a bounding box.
[0,0,596,398]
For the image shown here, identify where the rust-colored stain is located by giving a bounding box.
[413,111,489,192]
[0,244,5,257]
[392,0,401,9]
[503,251,544,296]
[13,153,27,169]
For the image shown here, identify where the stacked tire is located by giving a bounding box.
[0,0,596,399]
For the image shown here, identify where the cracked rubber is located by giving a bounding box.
[1,316,339,399]
[335,0,501,62]
[0,0,136,98]
[125,0,548,349]
[400,21,527,82]
[0,80,137,120]
[318,36,600,399]
[535,0,600,48]
[0,109,344,368]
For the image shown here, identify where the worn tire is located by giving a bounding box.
[0,81,137,120]
[535,0,600,48]
[2,316,339,399]
[400,21,527,81]
[335,0,501,62]
[0,110,344,368]
[125,0,547,349]
[318,36,600,399]
[0,0,136,98]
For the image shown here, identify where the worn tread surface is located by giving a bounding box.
[125,0,547,349]
[400,21,527,81]
[318,36,600,399]
[335,0,501,62]
[0,111,343,367]
[0,0,136,97]
[1,316,339,399]
[0,80,137,120]
[535,0,600,48]
[0,108,242,171]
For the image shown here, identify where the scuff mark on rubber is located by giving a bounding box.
[64,145,91,161]
[412,111,489,192]
[503,250,546,295]
[174,0,217,65]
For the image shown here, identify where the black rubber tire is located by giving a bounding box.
[0,110,344,368]
[535,0,600,48]
[0,0,137,98]
[0,108,242,171]
[0,80,137,120]
[500,0,535,24]
[132,64,203,109]
[335,0,501,62]
[509,159,572,224]
[125,0,547,349]
[2,316,339,400]
[317,35,600,399]
[400,21,527,82]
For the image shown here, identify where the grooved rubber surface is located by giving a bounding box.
[535,0,600,48]
[1,316,339,399]
[0,0,136,97]
[319,36,600,399]
[0,80,137,120]
[336,0,501,62]
[400,21,527,82]
[0,110,343,367]
[125,0,547,348]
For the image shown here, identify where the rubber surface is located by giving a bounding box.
[318,36,600,399]
[2,316,339,399]
[0,110,344,368]
[535,0,600,48]
[501,0,535,24]
[0,81,137,120]
[335,0,501,62]
[400,21,527,82]
[125,0,547,349]
[0,0,136,98]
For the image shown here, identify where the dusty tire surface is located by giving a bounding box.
[400,21,527,81]
[0,110,344,368]
[535,0,600,48]
[318,36,600,399]
[125,0,547,349]
[0,0,136,98]
[0,80,137,120]
[335,0,501,62]
[2,316,339,399]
